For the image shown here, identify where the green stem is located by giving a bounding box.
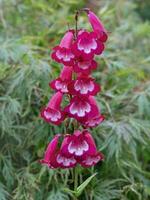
[73,167,78,200]
[75,10,79,39]
[74,167,78,191]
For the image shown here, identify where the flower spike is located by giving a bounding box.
[40,8,107,170]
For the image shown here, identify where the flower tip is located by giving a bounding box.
[82,8,90,14]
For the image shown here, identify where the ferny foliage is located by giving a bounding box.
[0,0,150,199]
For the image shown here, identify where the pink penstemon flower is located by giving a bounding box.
[40,8,108,170]
[51,30,75,66]
[40,134,77,169]
[79,151,104,167]
[64,96,98,121]
[49,65,73,93]
[59,130,104,167]
[77,130,104,167]
[40,134,61,168]
[68,75,101,96]
[60,130,97,157]
[81,96,105,127]
[87,10,108,42]
[41,91,65,125]
[72,31,104,60]
[73,57,97,75]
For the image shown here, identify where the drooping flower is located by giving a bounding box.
[73,58,97,75]
[49,66,73,93]
[79,151,104,167]
[51,31,75,66]
[40,134,61,168]
[60,130,104,167]
[87,10,108,42]
[41,92,65,125]
[72,31,104,60]
[81,96,104,127]
[68,76,100,96]
[60,130,97,157]
[56,152,77,168]
[64,96,97,121]
[40,134,77,169]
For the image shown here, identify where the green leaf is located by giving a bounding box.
[63,173,98,198]
[76,173,97,197]
[63,188,76,196]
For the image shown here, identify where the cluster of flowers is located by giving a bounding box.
[40,9,108,169]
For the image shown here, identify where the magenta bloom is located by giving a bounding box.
[87,10,108,42]
[68,77,100,96]
[73,58,97,75]
[79,152,104,167]
[81,96,104,127]
[60,130,96,157]
[64,96,97,120]
[40,134,77,169]
[40,134,61,168]
[50,66,73,93]
[84,115,104,128]
[51,31,75,66]
[72,31,104,60]
[56,152,77,168]
[41,92,65,125]
[60,130,104,167]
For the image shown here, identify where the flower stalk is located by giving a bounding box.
[75,10,79,39]
[39,7,108,194]
[74,166,78,191]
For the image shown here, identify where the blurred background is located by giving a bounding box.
[0,0,150,199]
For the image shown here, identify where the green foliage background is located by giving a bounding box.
[0,0,150,199]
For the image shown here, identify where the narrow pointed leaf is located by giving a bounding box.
[76,173,97,197]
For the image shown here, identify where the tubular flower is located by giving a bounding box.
[81,96,104,127]
[40,134,77,169]
[72,31,104,60]
[77,130,104,167]
[73,58,97,75]
[41,92,65,125]
[64,96,97,121]
[51,31,75,66]
[49,66,73,93]
[79,152,104,167]
[60,130,96,157]
[87,10,108,42]
[40,134,61,169]
[56,153,77,168]
[68,76,100,97]
[40,131,103,169]
[60,130,104,167]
